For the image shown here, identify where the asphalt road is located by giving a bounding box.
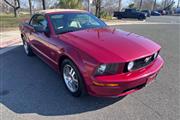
[146,16,180,24]
[0,20,180,120]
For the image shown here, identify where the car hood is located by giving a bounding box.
[59,27,161,63]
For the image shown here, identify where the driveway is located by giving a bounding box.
[0,23,179,120]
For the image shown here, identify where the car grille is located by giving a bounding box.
[133,55,154,70]
[124,53,158,73]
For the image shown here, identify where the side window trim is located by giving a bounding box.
[29,14,38,26]
[29,14,46,27]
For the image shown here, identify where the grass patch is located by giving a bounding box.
[0,14,30,31]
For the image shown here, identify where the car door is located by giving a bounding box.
[29,14,60,68]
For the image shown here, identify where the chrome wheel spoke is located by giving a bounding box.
[24,42,29,54]
[63,64,79,93]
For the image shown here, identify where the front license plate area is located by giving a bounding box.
[146,73,157,85]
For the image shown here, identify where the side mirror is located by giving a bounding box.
[34,26,49,33]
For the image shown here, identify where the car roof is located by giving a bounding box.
[36,9,87,15]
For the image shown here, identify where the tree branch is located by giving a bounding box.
[4,0,15,8]
[4,0,20,9]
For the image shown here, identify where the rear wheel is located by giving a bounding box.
[61,59,86,97]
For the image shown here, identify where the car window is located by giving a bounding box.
[30,15,48,29]
[50,13,107,34]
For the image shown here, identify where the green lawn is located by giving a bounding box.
[0,14,30,31]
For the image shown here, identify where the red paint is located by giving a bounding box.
[19,10,164,97]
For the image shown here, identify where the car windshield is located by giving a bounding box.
[50,12,107,34]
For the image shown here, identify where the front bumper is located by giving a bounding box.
[87,56,164,97]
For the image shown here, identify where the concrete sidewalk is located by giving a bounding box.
[0,30,21,49]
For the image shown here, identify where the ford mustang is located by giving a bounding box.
[19,9,164,97]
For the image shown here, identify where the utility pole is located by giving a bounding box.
[177,0,180,8]
[42,0,46,10]
[153,0,157,10]
[139,0,143,10]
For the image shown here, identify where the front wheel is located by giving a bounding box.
[22,36,34,56]
[138,16,145,20]
[61,59,86,97]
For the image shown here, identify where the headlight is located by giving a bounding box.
[95,63,119,76]
[153,52,158,59]
[127,61,134,71]
[96,64,107,75]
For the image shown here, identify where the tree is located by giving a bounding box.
[42,0,46,10]
[4,0,20,17]
[153,0,156,10]
[128,3,135,8]
[28,0,32,15]
[162,0,175,10]
[139,0,143,9]
[94,0,101,18]
[118,0,122,11]
[58,0,83,9]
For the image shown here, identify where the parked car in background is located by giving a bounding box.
[19,9,164,97]
[174,8,180,14]
[141,10,151,17]
[151,11,161,16]
[114,8,147,20]
[157,10,167,15]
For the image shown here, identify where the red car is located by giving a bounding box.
[19,9,164,97]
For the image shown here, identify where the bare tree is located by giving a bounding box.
[162,0,175,10]
[118,0,122,11]
[0,0,10,13]
[153,0,157,10]
[4,0,20,17]
[28,0,32,15]
[139,0,143,9]
[94,0,101,18]
[42,0,46,10]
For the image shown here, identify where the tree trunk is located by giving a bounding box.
[42,0,46,10]
[4,0,20,17]
[164,0,167,9]
[139,0,143,10]
[28,0,32,15]
[118,0,122,11]
[153,0,157,10]
[14,8,17,17]
[95,0,101,18]
[97,0,101,18]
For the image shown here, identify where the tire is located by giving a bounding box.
[138,16,144,20]
[117,15,122,19]
[22,35,34,56]
[61,59,86,97]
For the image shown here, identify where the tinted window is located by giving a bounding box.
[50,13,107,34]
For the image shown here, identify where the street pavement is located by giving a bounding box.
[0,17,180,120]
[146,16,180,24]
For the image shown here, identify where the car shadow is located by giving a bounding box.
[0,46,125,116]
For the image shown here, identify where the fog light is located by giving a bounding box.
[93,81,119,87]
